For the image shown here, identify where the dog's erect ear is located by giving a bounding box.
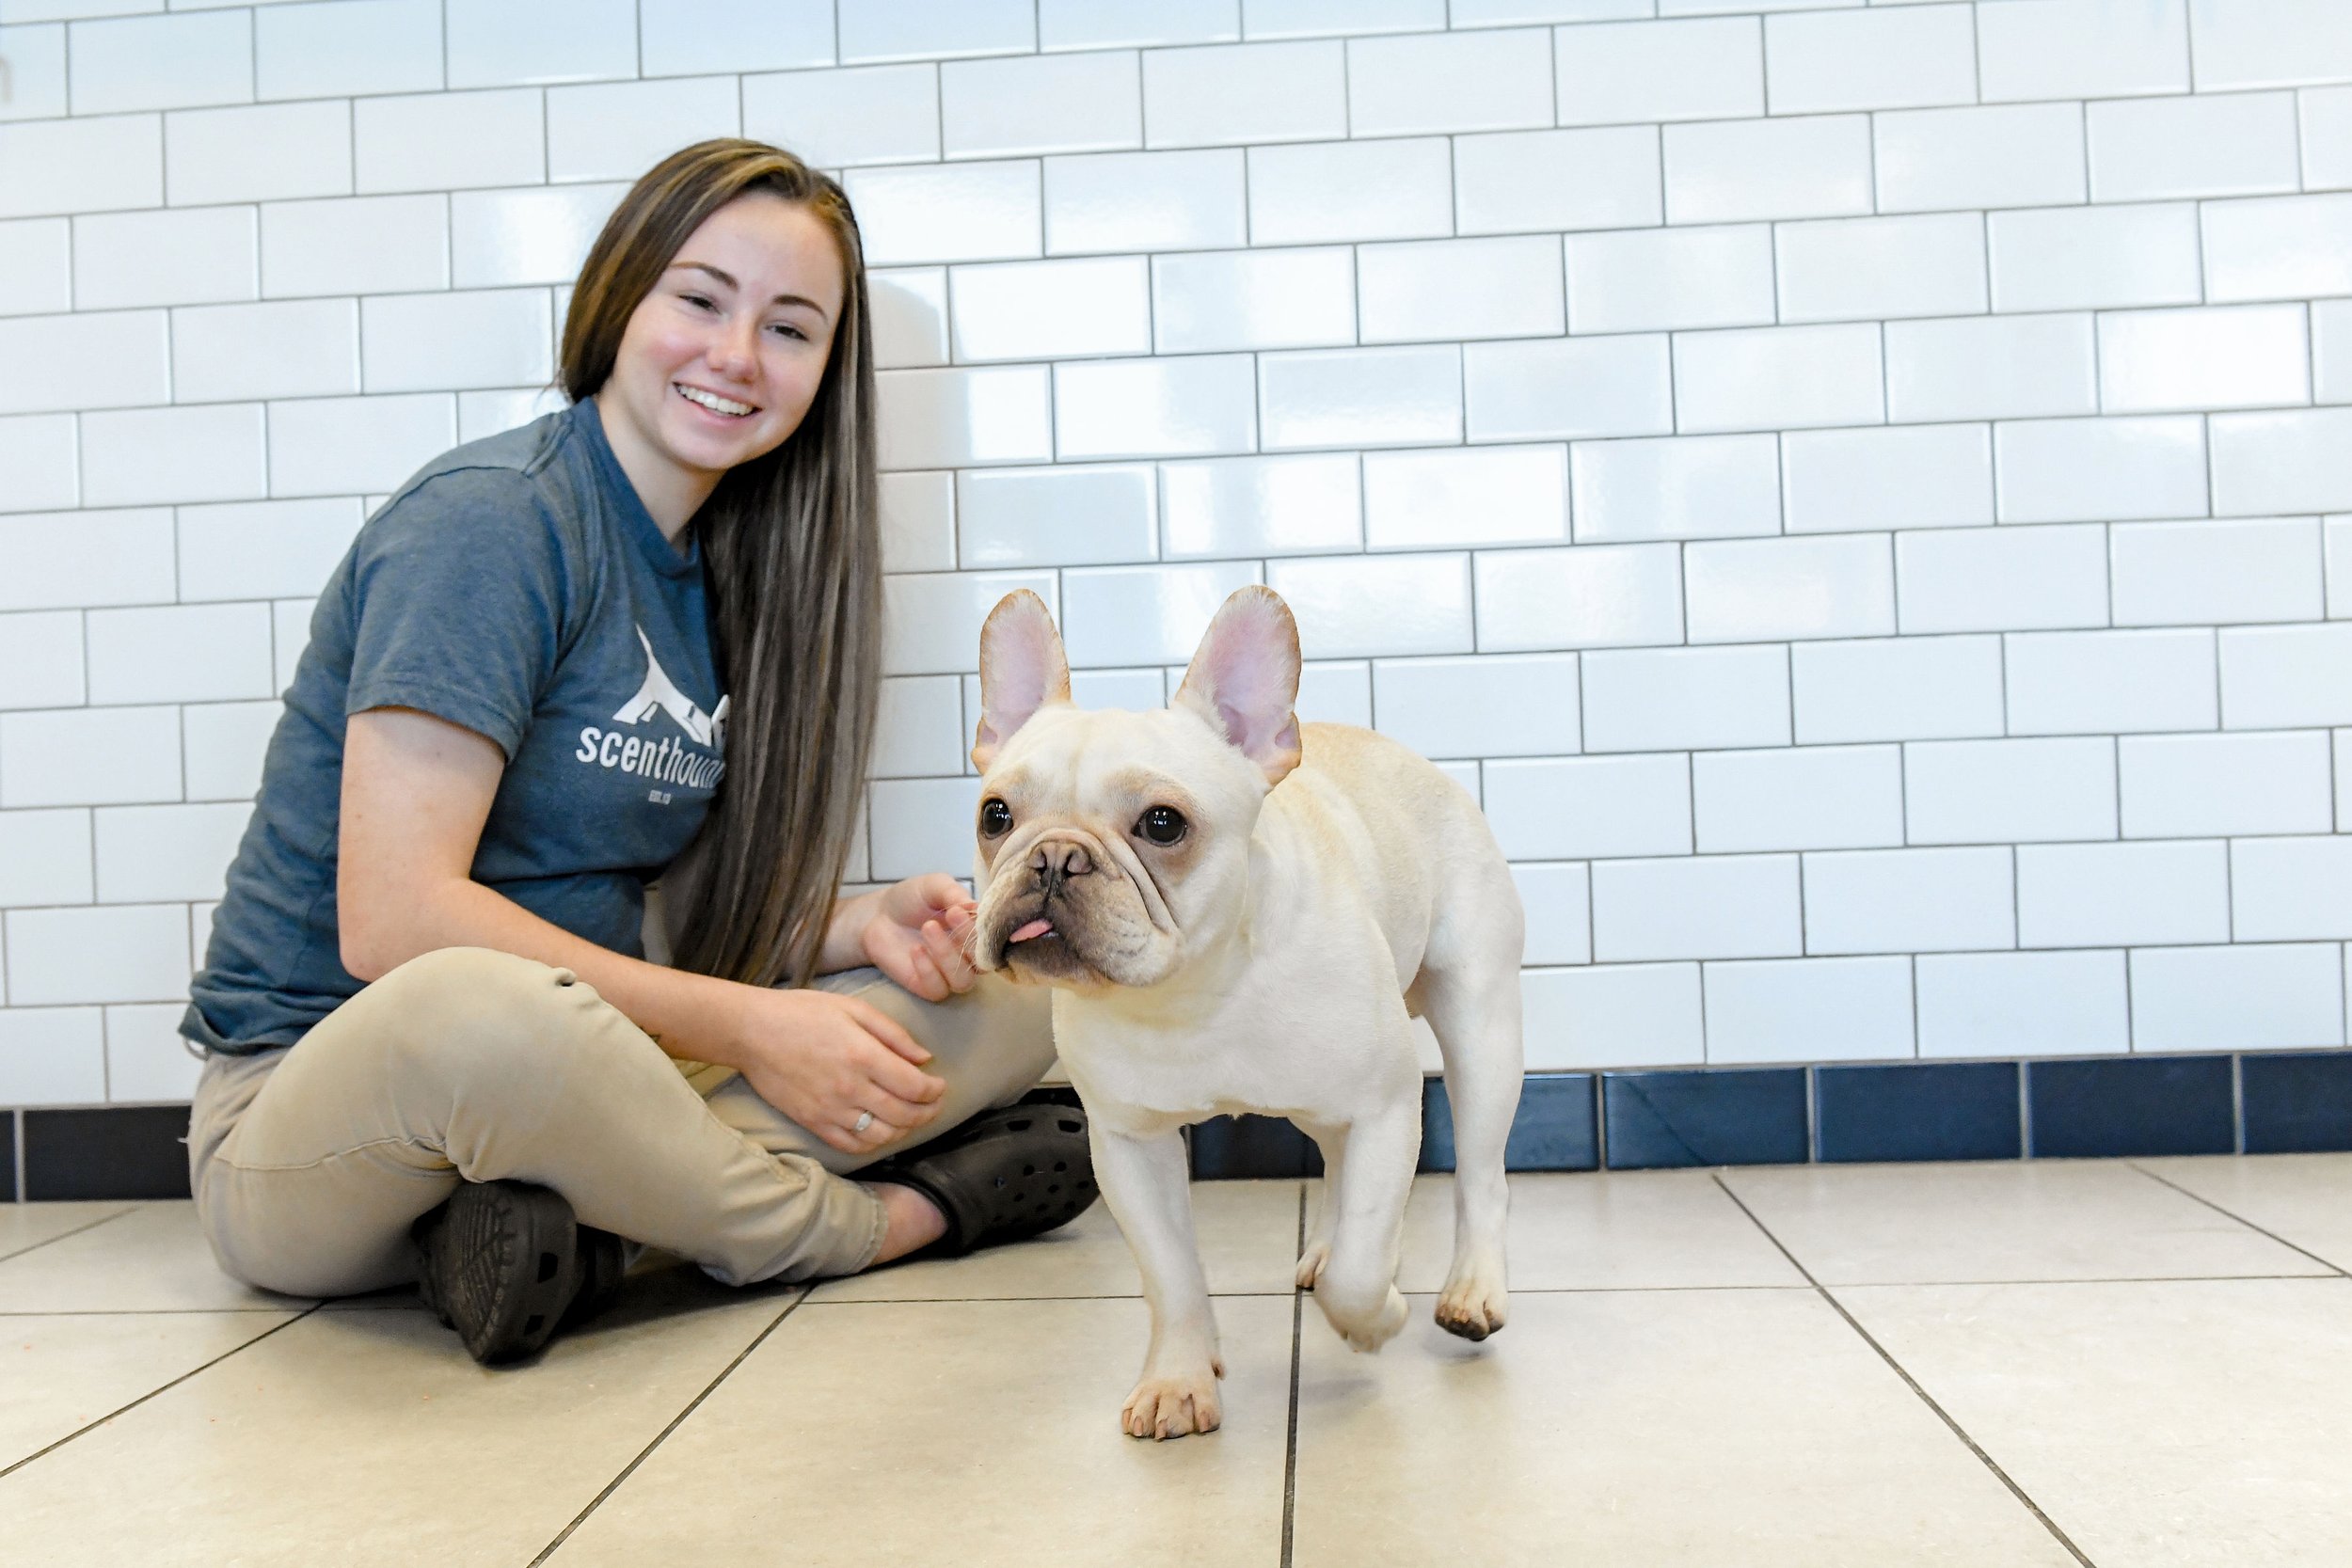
[974,590,1072,771]
[1173,585,1302,786]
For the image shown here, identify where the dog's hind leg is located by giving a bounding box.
[1416,859,1525,1341]
[1294,1119,1346,1289]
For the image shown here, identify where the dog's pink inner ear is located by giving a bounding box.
[975,590,1071,770]
[1178,587,1303,785]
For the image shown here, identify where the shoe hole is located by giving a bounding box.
[1007,1117,1032,1132]
[993,1175,1006,1189]
[1023,1164,1036,1177]
[1053,1160,1068,1173]
[523,1313,545,1336]
[1057,1117,1082,1133]
[536,1251,559,1283]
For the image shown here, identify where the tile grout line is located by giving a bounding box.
[0,1301,324,1484]
[2128,1162,2352,1279]
[0,1306,329,1317]
[1279,1179,1306,1568]
[527,1288,814,1566]
[0,1203,136,1266]
[1707,1172,2098,1568]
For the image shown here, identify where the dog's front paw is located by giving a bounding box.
[1121,1366,1223,1440]
[1320,1284,1409,1354]
[1435,1274,1508,1341]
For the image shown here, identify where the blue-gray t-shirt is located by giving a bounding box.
[183,397,728,1055]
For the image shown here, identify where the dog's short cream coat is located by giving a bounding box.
[969,586,1525,1439]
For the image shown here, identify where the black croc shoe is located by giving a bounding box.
[866,1102,1100,1257]
[411,1180,624,1365]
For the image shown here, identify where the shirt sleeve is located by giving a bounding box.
[343,467,573,762]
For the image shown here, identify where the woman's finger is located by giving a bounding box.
[845,1112,900,1147]
[914,871,972,914]
[866,1048,946,1123]
[906,942,948,1003]
[920,918,977,993]
[847,995,931,1067]
[851,1085,935,1130]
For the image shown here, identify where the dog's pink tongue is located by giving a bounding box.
[1009,918,1055,943]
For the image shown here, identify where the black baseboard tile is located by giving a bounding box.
[1188,1114,1323,1180]
[1815,1061,2023,1164]
[2,1111,15,1203]
[2027,1054,2236,1159]
[2241,1050,2352,1154]
[1421,1074,1597,1173]
[23,1105,193,1202]
[1602,1068,1808,1170]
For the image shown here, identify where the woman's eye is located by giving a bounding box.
[768,322,807,341]
[679,293,717,312]
[1136,805,1187,846]
[979,798,1013,838]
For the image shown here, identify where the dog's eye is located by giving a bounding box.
[979,798,1013,838]
[1136,805,1187,846]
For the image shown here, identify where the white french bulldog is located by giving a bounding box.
[967,585,1525,1440]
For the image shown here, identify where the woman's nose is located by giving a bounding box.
[707,314,758,379]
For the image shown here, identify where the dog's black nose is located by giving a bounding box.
[1032,839,1092,897]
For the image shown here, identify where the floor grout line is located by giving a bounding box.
[804,1289,1308,1306]
[526,1287,813,1567]
[0,1206,142,1268]
[1279,1180,1306,1568]
[1709,1174,2099,1568]
[2126,1163,2352,1280]
[0,1302,324,1484]
[0,1306,318,1317]
[767,1267,2352,1309]
[18,1270,2349,1321]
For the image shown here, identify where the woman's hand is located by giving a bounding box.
[859,873,982,1003]
[725,987,947,1154]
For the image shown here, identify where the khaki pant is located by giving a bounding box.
[187,947,1056,1298]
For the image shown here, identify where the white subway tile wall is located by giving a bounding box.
[2,2,2349,1105]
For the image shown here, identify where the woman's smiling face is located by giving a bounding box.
[598,190,847,530]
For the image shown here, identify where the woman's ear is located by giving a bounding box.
[973,590,1071,771]
[1172,585,1302,786]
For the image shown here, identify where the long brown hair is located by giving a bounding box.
[561,139,880,989]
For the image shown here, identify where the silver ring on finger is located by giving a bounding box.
[851,1110,875,1135]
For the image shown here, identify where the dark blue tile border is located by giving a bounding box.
[1421,1074,1597,1173]
[2028,1054,2236,1159]
[1188,1114,1322,1180]
[1603,1068,1808,1169]
[24,1105,193,1202]
[2241,1050,2352,1154]
[1816,1061,2022,1164]
[14,1047,2352,1201]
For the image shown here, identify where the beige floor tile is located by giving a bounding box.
[0,1201,309,1312]
[814,1178,1302,1302]
[2137,1153,2352,1272]
[0,1274,795,1567]
[0,1203,136,1264]
[1290,1288,2075,1567]
[1840,1276,2352,1568]
[1720,1160,2327,1284]
[1389,1169,1804,1293]
[544,1293,1293,1566]
[1,1310,298,1469]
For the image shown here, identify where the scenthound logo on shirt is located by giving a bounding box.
[573,626,727,799]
